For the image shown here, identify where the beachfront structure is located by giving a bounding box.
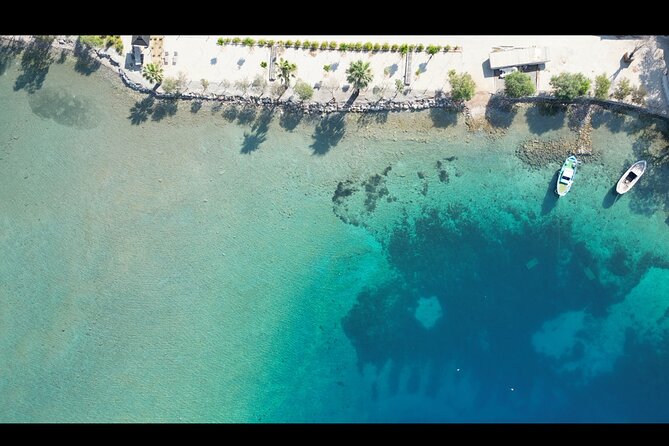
[131,35,150,47]
[489,46,550,70]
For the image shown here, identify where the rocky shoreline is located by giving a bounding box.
[3,35,669,121]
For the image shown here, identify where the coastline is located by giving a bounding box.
[2,35,668,122]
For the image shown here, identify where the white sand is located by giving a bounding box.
[117,35,669,114]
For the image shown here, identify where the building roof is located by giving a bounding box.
[489,47,550,70]
[131,35,150,47]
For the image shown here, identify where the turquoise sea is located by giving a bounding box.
[2,41,669,422]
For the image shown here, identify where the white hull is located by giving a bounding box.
[616,160,646,194]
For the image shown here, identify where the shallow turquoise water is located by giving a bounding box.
[2,43,669,422]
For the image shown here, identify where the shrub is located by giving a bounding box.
[311,41,319,50]
[415,44,424,52]
[161,77,179,94]
[382,43,390,51]
[631,85,647,105]
[260,61,267,68]
[612,78,632,100]
[294,80,314,101]
[79,35,105,48]
[252,74,267,95]
[339,42,348,51]
[113,38,123,55]
[444,44,451,52]
[257,39,266,46]
[216,37,225,46]
[329,41,337,50]
[285,40,293,47]
[354,42,363,51]
[426,45,441,55]
[549,72,591,100]
[277,40,284,47]
[302,40,311,49]
[399,43,409,55]
[391,44,399,52]
[232,37,241,44]
[373,43,381,51]
[293,40,301,48]
[363,42,373,51]
[504,71,536,98]
[448,69,476,101]
[223,38,231,44]
[241,37,255,47]
[408,44,415,52]
[266,39,275,47]
[320,41,328,50]
[594,74,611,99]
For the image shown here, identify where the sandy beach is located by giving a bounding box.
[113,35,669,115]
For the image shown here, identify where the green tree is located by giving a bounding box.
[504,71,535,98]
[594,74,611,99]
[346,60,373,93]
[260,61,267,68]
[216,37,225,46]
[426,45,441,56]
[415,44,424,52]
[142,63,164,84]
[294,80,314,101]
[394,79,404,96]
[631,85,647,105]
[448,70,476,101]
[277,58,297,86]
[161,77,179,93]
[549,72,590,100]
[399,44,409,56]
[79,35,105,48]
[323,64,331,73]
[613,78,632,100]
[251,74,267,96]
[234,77,251,96]
[162,72,188,94]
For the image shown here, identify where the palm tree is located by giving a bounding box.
[142,63,164,85]
[346,60,373,94]
[277,58,297,86]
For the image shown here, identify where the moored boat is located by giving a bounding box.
[555,155,579,197]
[616,160,646,194]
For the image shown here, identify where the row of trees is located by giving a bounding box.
[550,72,647,104]
[216,37,460,54]
[501,70,647,105]
[142,58,478,102]
[79,35,123,55]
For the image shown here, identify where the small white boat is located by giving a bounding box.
[616,160,646,194]
[555,155,579,197]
